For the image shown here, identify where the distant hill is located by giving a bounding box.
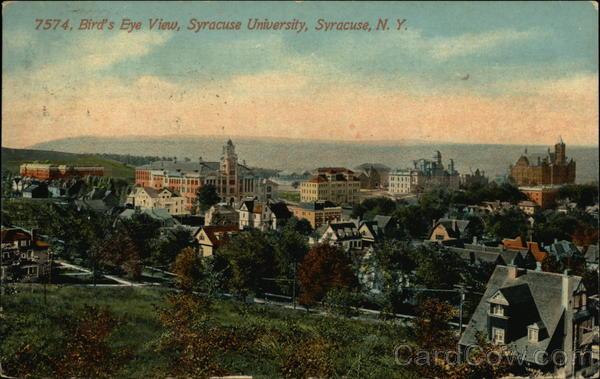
[22,135,600,184]
[1,147,135,182]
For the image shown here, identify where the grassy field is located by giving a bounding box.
[277,191,301,203]
[1,147,135,182]
[1,285,417,378]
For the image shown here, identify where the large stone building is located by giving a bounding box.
[134,140,275,212]
[388,151,460,194]
[20,163,104,180]
[509,139,576,186]
[299,168,360,204]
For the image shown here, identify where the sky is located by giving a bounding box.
[2,1,598,148]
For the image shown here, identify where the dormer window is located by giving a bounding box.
[528,327,539,343]
[491,304,504,316]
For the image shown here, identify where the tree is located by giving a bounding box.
[365,241,416,314]
[152,227,195,267]
[218,230,279,297]
[196,184,220,213]
[351,197,397,220]
[91,227,143,279]
[116,211,161,263]
[56,305,130,377]
[171,247,203,291]
[155,293,227,377]
[559,184,599,209]
[298,244,357,306]
[482,208,529,240]
[282,216,313,236]
[414,246,462,290]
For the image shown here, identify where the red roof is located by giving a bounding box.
[502,236,548,262]
[1,228,30,242]
[199,225,239,248]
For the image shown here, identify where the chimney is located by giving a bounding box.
[507,264,525,279]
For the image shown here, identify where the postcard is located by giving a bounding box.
[2,2,598,378]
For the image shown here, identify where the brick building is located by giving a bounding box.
[287,201,342,229]
[509,139,576,186]
[134,140,274,212]
[20,163,104,180]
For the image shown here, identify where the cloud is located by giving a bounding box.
[427,28,545,60]
[17,31,173,85]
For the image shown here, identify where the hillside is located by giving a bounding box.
[1,147,135,182]
[26,135,600,184]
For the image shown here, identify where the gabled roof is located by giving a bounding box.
[502,237,548,262]
[432,218,470,239]
[460,266,582,363]
[1,228,30,242]
[584,245,598,263]
[196,225,239,248]
[267,202,292,219]
[373,215,394,230]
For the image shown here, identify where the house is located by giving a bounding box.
[429,218,473,242]
[502,236,548,263]
[204,203,239,226]
[459,266,595,377]
[544,239,583,262]
[75,187,122,214]
[318,221,362,250]
[583,245,598,270]
[447,246,506,267]
[238,199,292,231]
[22,183,49,198]
[194,225,240,257]
[117,208,180,228]
[126,186,187,216]
[1,227,52,282]
[357,216,397,247]
[517,200,539,215]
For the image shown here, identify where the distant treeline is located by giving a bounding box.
[91,153,174,166]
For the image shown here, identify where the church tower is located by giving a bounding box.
[220,139,239,200]
[554,137,566,165]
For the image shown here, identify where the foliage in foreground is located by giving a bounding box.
[1,286,415,378]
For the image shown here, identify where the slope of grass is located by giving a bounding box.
[2,285,416,378]
[1,147,135,182]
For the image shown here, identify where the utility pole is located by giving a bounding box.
[292,262,297,309]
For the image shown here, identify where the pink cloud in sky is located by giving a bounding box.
[2,72,598,148]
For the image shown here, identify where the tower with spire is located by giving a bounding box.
[219,139,239,200]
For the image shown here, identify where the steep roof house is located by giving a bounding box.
[429,218,474,242]
[194,225,240,257]
[459,266,595,377]
[318,221,362,251]
[1,227,52,282]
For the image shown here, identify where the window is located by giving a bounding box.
[492,327,505,344]
[491,304,504,316]
[528,327,538,343]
